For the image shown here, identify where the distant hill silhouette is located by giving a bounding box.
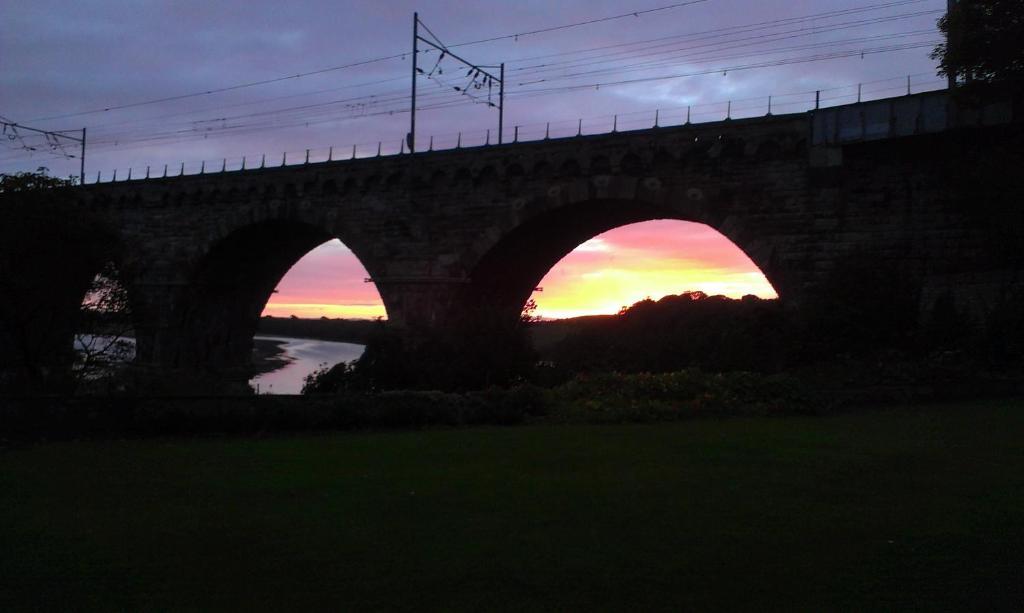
[257,316,378,345]
[533,292,789,374]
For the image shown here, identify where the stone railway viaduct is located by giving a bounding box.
[1,89,1022,392]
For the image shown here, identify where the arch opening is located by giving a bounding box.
[7,221,139,393]
[531,220,776,320]
[464,199,780,323]
[73,261,137,391]
[166,219,385,394]
[464,208,783,375]
[251,238,387,394]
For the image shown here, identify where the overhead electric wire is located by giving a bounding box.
[506,8,942,79]
[507,41,938,98]
[27,0,712,125]
[80,74,411,133]
[495,0,932,68]
[3,0,945,165]
[117,5,941,139]
[82,13,941,147]
[514,30,940,86]
[79,40,939,152]
[24,71,947,166]
[443,0,711,49]
[6,70,940,165]
[97,27,935,144]
[27,54,414,124]
[23,0,938,144]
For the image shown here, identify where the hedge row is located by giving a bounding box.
[0,386,548,441]
[1,370,825,441]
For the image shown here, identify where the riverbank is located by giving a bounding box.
[257,316,377,345]
[2,399,1021,610]
[250,337,293,376]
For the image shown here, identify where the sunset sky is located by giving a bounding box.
[2,0,945,319]
[262,220,777,320]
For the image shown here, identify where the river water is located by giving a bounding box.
[250,336,365,395]
[76,334,361,394]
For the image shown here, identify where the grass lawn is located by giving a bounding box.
[2,400,1023,611]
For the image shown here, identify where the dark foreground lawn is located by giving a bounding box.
[2,400,1023,611]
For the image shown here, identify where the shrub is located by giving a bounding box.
[0,384,552,441]
[548,370,816,424]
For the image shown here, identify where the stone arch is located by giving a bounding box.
[160,217,388,386]
[0,205,144,391]
[459,194,782,323]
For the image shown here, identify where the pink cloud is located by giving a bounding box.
[264,221,775,320]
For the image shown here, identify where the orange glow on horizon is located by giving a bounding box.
[532,267,776,319]
[261,302,387,320]
[261,239,387,320]
[530,221,777,319]
[264,222,776,320]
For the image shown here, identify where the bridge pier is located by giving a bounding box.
[0,200,121,394]
[375,280,466,331]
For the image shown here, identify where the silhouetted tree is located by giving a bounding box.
[549,291,789,375]
[932,0,1024,85]
[303,299,541,394]
[0,167,76,193]
[1,169,132,393]
[73,262,134,388]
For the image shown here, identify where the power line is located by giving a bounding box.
[506,8,942,79]
[507,41,938,97]
[1,116,86,181]
[26,1,712,126]
[498,0,932,67]
[80,74,410,133]
[77,39,938,153]
[446,0,711,48]
[20,0,939,154]
[27,54,412,123]
[513,29,940,86]
[5,73,944,171]
[78,12,941,147]
[3,1,945,163]
[86,27,936,147]
[82,0,934,143]
[90,3,940,144]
